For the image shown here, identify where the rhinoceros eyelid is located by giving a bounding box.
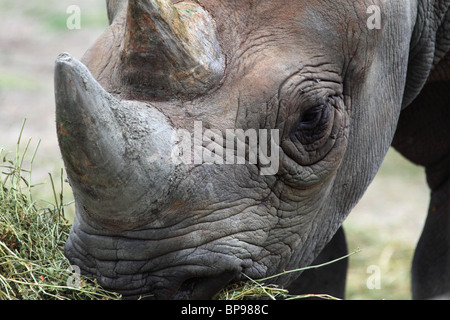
[299,104,325,125]
[296,99,333,130]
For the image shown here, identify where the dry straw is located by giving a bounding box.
[0,120,120,300]
[214,249,360,300]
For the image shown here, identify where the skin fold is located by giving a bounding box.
[55,0,450,299]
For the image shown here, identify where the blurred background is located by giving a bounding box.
[0,0,430,299]
[0,0,107,203]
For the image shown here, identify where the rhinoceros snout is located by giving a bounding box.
[64,210,256,300]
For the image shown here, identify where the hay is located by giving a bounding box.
[214,249,360,300]
[0,121,120,300]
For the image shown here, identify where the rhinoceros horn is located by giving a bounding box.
[55,53,176,221]
[118,0,225,98]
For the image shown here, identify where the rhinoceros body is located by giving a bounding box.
[55,0,450,299]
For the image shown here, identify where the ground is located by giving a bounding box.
[0,0,429,300]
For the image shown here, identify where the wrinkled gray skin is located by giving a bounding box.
[55,0,450,299]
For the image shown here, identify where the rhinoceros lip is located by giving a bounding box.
[171,272,236,300]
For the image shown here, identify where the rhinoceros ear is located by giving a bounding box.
[106,0,127,25]
[117,0,225,98]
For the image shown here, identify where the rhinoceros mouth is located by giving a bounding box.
[94,272,238,300]
[171,272,237,300]
[77,267,241,300]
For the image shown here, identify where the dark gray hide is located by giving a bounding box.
[55,0,450,299]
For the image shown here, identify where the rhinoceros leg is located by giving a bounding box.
[285,227,348,299]
[392,53,450,300]
[412,169,450,300]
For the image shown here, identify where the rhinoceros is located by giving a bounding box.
[54,0,450,299]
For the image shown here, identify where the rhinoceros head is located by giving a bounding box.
[56,0,409,299]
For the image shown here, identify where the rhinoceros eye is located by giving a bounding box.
[290,99,333,144]
[282,97,342,166]
[300,105,324,126]
[299,103,331,133]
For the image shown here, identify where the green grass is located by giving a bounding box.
[0,121,120,300]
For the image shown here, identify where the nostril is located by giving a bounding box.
[173,272,237,300]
